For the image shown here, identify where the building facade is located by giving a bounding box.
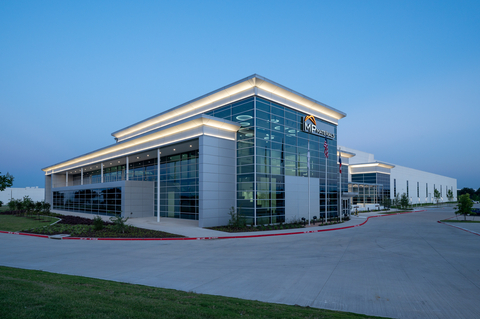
[42,75,457,226]
[340,146,457,209]
[42,75,346,227]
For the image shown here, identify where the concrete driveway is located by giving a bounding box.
[1,207,479,319]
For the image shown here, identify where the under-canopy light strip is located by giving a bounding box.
[44,121,238,173]
[45,132,236,175]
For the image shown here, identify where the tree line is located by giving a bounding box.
[457,187,480,202]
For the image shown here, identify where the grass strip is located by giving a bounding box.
[0,215,59,232]
[440,220,480,223]
[379,211,408,215]
[0,266,387,319]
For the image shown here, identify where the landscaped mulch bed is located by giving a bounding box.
[25,224,185,238]
[0,211,184,238]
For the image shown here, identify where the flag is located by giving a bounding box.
[324,138,329,158]
[339,156,342,174]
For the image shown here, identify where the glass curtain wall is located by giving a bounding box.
[205,97,256,224]
[351,173,390,204]
[53,187,121,216]
[207,96,338,225]
[65,149,199,220]
[157,150,199,220]
[256,97,339,221]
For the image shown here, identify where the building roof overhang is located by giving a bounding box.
[337,150,356,158]
[111,74,347,142]
[42,115,240,173]
[349,162,395,169]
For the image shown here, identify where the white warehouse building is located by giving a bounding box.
[0,187,45,204]
[340,146,457,210]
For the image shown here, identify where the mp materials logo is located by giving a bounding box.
[302,115,335,139]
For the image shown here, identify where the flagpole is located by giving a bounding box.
[308,142,311,226]
[324,138,328,224]
[325,155,328,223]
[339,148,342,223]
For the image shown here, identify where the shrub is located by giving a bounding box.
[93,215,104,231]
[109,214,129,233]
[227,206,246,229]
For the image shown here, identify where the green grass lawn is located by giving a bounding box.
[0,215,59,232]
[0,266,387,319]
[379,211,409,215]
[440,219,480,223]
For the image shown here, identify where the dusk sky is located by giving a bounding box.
[1,0,479,189]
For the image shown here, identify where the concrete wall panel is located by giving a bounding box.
[198,135,236,228]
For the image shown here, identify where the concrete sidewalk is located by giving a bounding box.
[52,209,423,238]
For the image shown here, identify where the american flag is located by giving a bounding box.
[339,156,342,173]
[324,138,328,158]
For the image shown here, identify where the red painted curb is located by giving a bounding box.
[0,230,49,238]
[437,220,480,237]
[1,210,427,241]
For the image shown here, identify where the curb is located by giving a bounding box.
[437,219,480,237]
[1,209,427,241]
[0,230,49,239]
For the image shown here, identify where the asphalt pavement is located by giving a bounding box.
[1,206,479,319]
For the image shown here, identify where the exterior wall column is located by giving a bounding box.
[66,172,68,187]
[101,163,104,183]
[81,168,83,185]
[126,157,129,181]
[363,185,365,206]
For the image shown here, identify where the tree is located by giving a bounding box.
[455,194,473,221]
[400,193,409,209]
[20,196,34,216]
[446,189,454,202]
[434,188,441,205]
[42,202,51,214]
[34,201,43,219]
[7,199,20,211]
[0,172,14,191]
[381,195,391,209]
[474,188,480,202]
[458,187,475,197]
[393,193,400,208]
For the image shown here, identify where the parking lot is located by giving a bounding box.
[1,207,479,319]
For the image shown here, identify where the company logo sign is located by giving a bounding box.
[303,115,335,139]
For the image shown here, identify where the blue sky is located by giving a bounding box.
[1,0,479,189]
